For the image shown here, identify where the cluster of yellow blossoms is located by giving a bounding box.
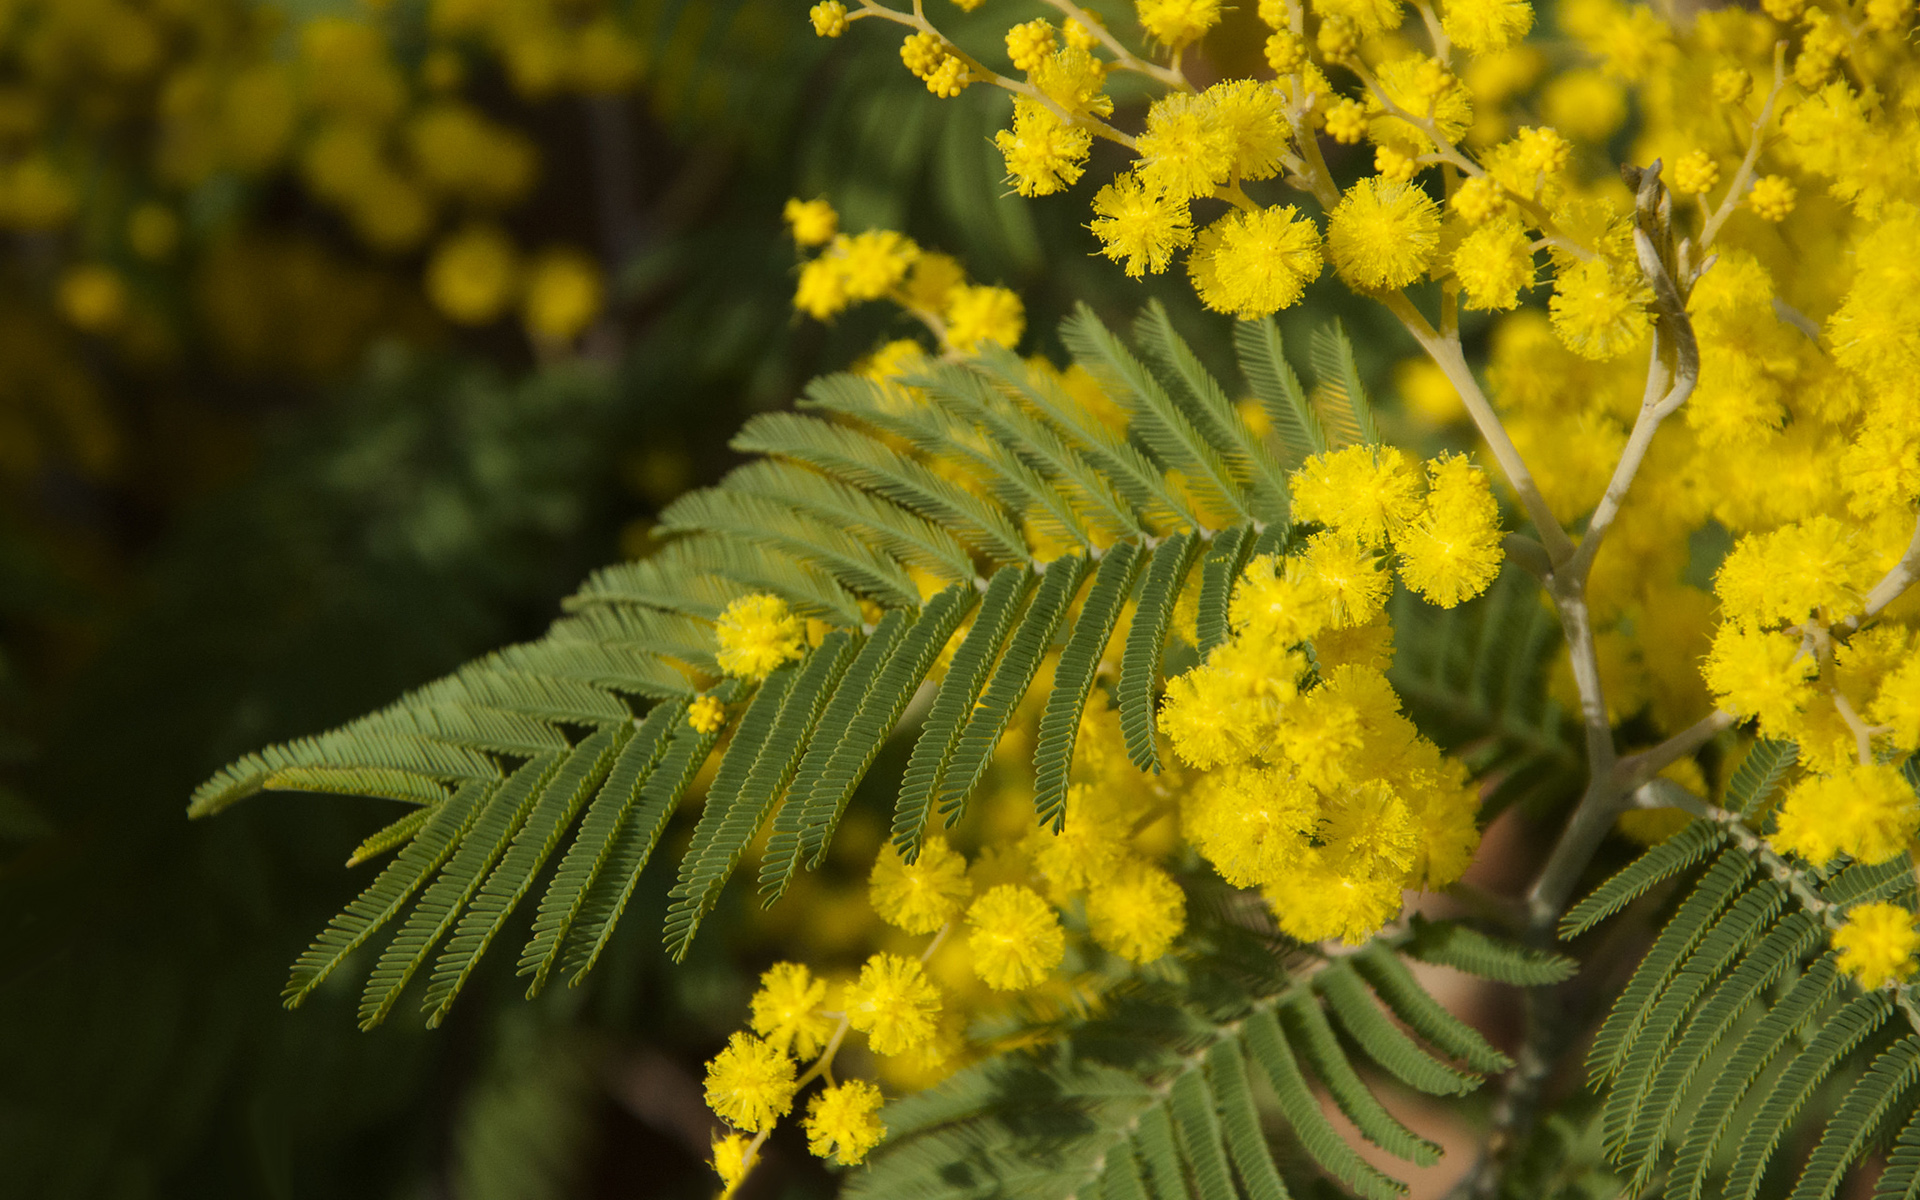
[784,198,1027,355]
[680,0,1920,1179]
[3,0,625,373]
[699,548,1199,1191]
[1160,445,1497,942]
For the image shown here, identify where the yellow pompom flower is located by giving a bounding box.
[712,1132,754,1194]
[1030,784,1131,892]
[1207,80,1292,182]
[1548,257,1649,360]
[750,962,835,1057]
[965,884,1066,990]
[715,594,806,680]
[1006,20,1058,71]
[425,225,519,324]
[1087,862,1186,962]
[1322,779,1421,878]
[794,256,849,319]
[1303,530,1391,626]
[1290,444,1425,545]
[837,229,921,301]
[687,694,727,734]
[521,250,603,344]
[1157,663,1261,768]
[1184,763,1317,885]
[703,1033,797,1133]
[869,837,972,934]
[1871,657,1920,750]
[1703,626,1817,732]
[1312,0,1404,37]
[843,953,942,1055]
[804,1080,887,1165]
[1747,174,1796,222]
[1137,0,1223,46]
[57,265,127,333]
[1672,150,1719,196]
[1327,177,1441,291]
[1395,453,1504,606]
[1030,46,1114,117]
[1136,92,1236,201]
[1713,516,1880,630]
[1264,859,1404,943]
[1375,146,1418,182]
[944,284,1025,352]
[1190,205,1322,318]
[1366,56,1474,152]
[1442,0,1534,55]
[1452,217,1534,310]
[1834,902,1920,989]
[994,99,1091,197]
[1089,173,1194,277]
[1773,763,1920,868]
[1229,552,1337,645]
[784,197,838,246]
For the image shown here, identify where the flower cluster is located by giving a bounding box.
[785,198,1026,355]
[703,958,903,1193]
[1157,442,1499,943]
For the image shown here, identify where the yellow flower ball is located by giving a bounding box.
[521,250,603,344]
[425,225,519,325]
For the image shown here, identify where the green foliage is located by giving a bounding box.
[192,308,1393,1029]
[1390,564,1580,818]
[1568,736,1920,1198]
[846,918,1558,1200]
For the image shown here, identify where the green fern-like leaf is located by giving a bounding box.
[849,918,1523,1200]
[892,566,1031,859]
[1566,739,1920,1200]
[1118,532,1200,774]
[935,555,1092,825]
[517,699,681,992]
[191,308,1361,1024]
[1233,316,1326,465]
[1032,543,1142,829]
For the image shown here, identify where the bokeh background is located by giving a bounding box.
[0,1,1458,1196]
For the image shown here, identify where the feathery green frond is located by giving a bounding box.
[663,636,857,959]
[557,690,735,983]
[851,919,1525,1200]
[284,778,491,1007]
[1119,532,1201,773]
[733,406,1030,566]
[1234,316,1326,465]
[1062,304,1249,526]
[1033,544,1143,829]
[892,566,1033,859]
[1402,913,1577,986]
[1794,1037,1920,1200]
[1195,523,1255,659]
[1307,320,1379,448]
[936,555,1093,826]
[1561,819,1727,938]
[1134,301,1291,525]
[796,585,976,868]
[517,700,682,993]
[358,754,561,1028]
[423,725,628,1025]
[1726,737,1798,818]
